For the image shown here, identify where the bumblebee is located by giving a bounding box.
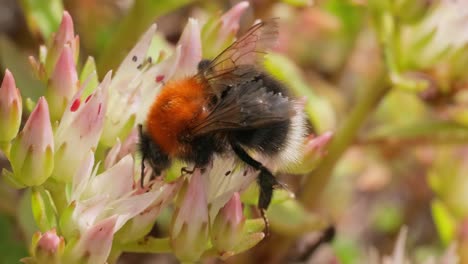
[139,19,306,226]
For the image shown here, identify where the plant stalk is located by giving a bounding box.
[300,82,389,210]
[120,237,172,254]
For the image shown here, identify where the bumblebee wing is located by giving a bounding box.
[190,79,293,136]
[198,19,278,89]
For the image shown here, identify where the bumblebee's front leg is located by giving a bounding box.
[138,124,147,188]
[138,124,171,187]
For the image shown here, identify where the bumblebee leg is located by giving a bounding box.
[230,142,279,235]
[138,124,146,188]
[296,226,336,261]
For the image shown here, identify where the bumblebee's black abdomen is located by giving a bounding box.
[233,120,290,155]
[253,72,289,96]
[230,71,291,155]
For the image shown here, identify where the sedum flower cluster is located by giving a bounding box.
[0,2,331,263]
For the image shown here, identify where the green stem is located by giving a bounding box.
[0,141,11,158]
[361,121,468,146]
[107,248,122,264]
[300,82,390,210]
[119,237,172,253]
[268,4,396,263]
[299,3,396,211]
[263,81,389,264]
[0,179,17,217]
[43,178,67,214]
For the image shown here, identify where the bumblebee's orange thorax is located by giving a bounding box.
[146,77,206,156]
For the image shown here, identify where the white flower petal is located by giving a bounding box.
[109,190,166,232]
[174,18,201,78]
[104,138,121,169]
[114,24,157,83]
[202,155,257,223]
[89,154,134,200]
[73,197,108,233]
[136,45,182,123]
[71,151,94,201]
[72,216,117,264]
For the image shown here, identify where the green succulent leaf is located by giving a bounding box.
[19,0,64,40]
[79,57,99,99]
[31,186,58,232]
[268,199,326,236]
[431,199,457,245]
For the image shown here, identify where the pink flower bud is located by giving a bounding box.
[0,69,22,142]
[55,11,75,51]
[45,11,78,75]
[289,131,334,174]
[10,97,54,186]
[304,131,333,157]
[26,229,65,264]
[220,1,250,39]
[211,192,245,253]
[37,229,64,254]
[202,1,249,58]
[47,45,79,121]
[171,171,210,262]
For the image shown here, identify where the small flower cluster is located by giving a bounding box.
[374,0,468,98]
[0,2,331,263]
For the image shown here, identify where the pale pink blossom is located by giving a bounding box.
[203,156,257,221]
[59,151,182,262]
[66,216,117,264]
[171,170,210,262]
[53,72,110,183]
[211,192,246,253]
[102,18,203,146]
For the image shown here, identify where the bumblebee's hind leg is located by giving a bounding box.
[230,141,279,235]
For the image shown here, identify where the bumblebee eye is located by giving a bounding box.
[198,59,212,72]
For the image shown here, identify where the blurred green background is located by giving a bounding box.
[2,0,468,263]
